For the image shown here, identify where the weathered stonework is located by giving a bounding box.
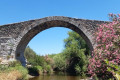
[0,16,108,66]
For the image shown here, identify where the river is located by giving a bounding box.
[29,72,90,80]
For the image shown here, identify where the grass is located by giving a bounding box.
[0,61,28,80]
[0,70,22,80]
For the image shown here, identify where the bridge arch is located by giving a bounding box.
[15,17,94,66]
[0,16,106,66]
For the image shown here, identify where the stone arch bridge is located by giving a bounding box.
[0,16,107,66]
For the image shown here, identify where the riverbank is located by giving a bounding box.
[0,61,28,80]
[0,63,92,80]
[0,69,28,80]
[0,68,36,80]
[28,74,36,79]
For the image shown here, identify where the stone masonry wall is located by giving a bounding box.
[0,16,108,66]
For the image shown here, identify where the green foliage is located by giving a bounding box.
[45,65,53,73]
[25,46,54,74]
[63,31,89,75]
[35,65,43,71]
[35,66,43,74]
[8,60,21,67]
[0,60,23,72]
[33,55,45,66]
[0,61,28,80]
[14,66,28,80]
[28,66,43,75]
[28,65,52,74]
[105,59,120,80]
[48,54,56,58]
[24,46,45,67]
[63,47,88,75]
[75,49,88,74]
[64,31,90,55]
[24,31,89,76]
[0,64,9,72]
[53,31,89,76]
[24,46,36,59]
[9,61,28,80]
[53,53,67,71]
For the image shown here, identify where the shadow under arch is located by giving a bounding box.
[15,20,93,66]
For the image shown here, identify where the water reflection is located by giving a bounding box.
[29,72,87,80]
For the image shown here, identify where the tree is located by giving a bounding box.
[24,46,45,66]
[63,31,89,75]
[64,31,90,55]
[88,14,120,79]
[53,53,66,71]
[24,46,36,59]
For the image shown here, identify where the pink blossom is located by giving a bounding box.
[88,14,120,79]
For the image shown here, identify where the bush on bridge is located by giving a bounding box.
[88,14,120,79]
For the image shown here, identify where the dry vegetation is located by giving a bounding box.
[0,70,22,80]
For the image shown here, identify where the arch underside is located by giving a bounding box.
[15,20,93,66]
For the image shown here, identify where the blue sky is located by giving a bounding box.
[28,27,72,55]
[0,0,120,55]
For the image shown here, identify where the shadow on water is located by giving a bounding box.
[29,72,88,80]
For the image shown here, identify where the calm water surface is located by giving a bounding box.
[29,72,88,80]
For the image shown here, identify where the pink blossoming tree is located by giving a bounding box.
[88,14,120,79]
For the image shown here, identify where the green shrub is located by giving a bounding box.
[8,60,21,67]
[0,61,28,80]
[28,66,39,75]
[0,61,23,72]
[25,46,45,67]
[75,64,81,74]
[9,61,28,80]
[105,59,120,80]
[45,65,53,73]
[0,64,9,72]
[35,66,43,74]
[14,66,28,80]
[53,54,66,71]
[28,66,44,75]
